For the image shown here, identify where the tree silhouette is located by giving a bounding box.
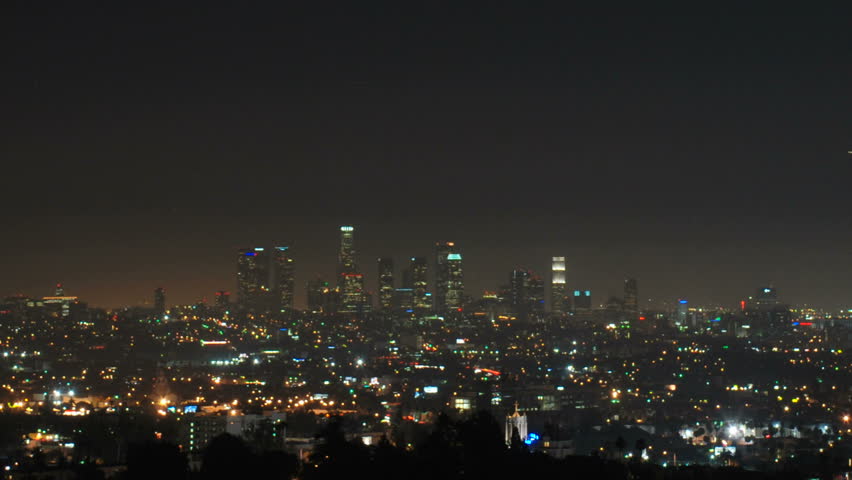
[455,410,506,478]
[125,441,187,480]
[303,416,368,480]
[257,450,300,480]
[201,433,254,479]
[614,436,626,459]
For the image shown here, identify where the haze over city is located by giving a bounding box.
[3,3,851,309]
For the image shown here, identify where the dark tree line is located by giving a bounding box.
[115,411,810,480]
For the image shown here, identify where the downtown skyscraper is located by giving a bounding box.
[337,226,364,313]
[237,247,270,314]
[445,252,464,311]
[510,268,545,321]
[272,246,295,314]
[377,257,394,311]
[623,277,638,320]
[409,256,430,311]
[435,241,464,313]
[550,256,568,314]
[153,287,166,318]
[236,246,295,315]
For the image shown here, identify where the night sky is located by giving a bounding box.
[3,3,851,309]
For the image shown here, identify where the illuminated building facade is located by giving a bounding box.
[410,257,429,311]
[377,257,394,311]
[435,241,463,312]
[510,269,530,319]
[237,247,270,314]
[745,286,790,335]
[338,226,356,280]
[623,277,638,320]
[550,256,568,314]
[676,299,689,326]
[510,269,544,320]
[505,403,528,446]
[272,246,295,314]
[446,252,464,310]
[393,287,414,312]
[341,274,365,313]
[573,289,592,312]
[753,287,779,307]
[337,226,364,313]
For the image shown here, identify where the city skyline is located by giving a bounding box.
[2,221,848,312]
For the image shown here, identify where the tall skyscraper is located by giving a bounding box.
[573,289,592,312]
[528,274,545,317]
[410,257,429,311]
[377,257,394,311]
[676,299,689,326]
[550,257,568,314]
[340,274,365,313]
[510,269,530,319]
[338,226,356,282]
[154,287,166,317]
[272,246,295,314]
[435,242,452,312]
[623,277,638,320]
[237,247,271,314]
[337,226,364,313]
[446,252,464,310]
[435,242,464,312]
[754,287,779,307]
[510,268,545,320]
[393,287,414,312]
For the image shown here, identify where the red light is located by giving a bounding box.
[799,322,813,326]
[638,316,646,321]
[457,307,463,312]
[740,300,746,311]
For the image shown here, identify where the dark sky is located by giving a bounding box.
[2,3,851,309]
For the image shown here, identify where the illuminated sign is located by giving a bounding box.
[340,226,354,232]
[447,253,462,260]
[424,386,438,394]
